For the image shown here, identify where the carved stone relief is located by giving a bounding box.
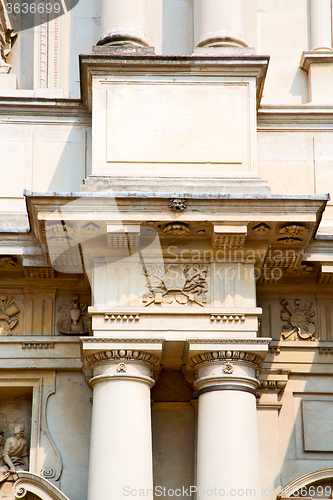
[57,295,89,335]
[163,223,189,236]
[0,257,16,269]
[0,424,29,479]
[276,225,307,245]
[0,0,16,74]
[281,299,316,340]
[0,296,20,335]
[286,263,315,276]
[251,223,271,236]
[169,198,187,212]
[142,264,209,306]
[23,268,55,279]
[0,394,31,485]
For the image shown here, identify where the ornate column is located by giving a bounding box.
[190,349,264,500]
[98,0,148,47]
[310,0,332,51]
[83,346,160,499]
[195,0,248,51]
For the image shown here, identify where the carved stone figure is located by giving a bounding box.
[57,295,89,335]
[143,264,209,306]
[0,425,29,477]
[0,0,16,73]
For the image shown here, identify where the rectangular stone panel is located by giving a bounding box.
[106,82,247,165]
[302,400,333,452]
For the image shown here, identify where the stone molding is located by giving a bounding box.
[300,51,333,72]
[189,350,263,369]
[13,472,70,500]
[84,349,160,369]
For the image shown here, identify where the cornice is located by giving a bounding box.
[80,52,269,110]
[258,105,333,130]
[0,98,91,122]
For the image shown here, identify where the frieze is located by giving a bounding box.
[24,268,55,279]
[280,299,316,341]
[142,264,209,307]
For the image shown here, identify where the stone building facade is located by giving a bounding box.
[0,1,333,500]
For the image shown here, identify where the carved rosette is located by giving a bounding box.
[84,349,160,369]
[189,350,263,369]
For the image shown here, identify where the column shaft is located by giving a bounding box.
[310,0,332,51]
[192,351,263,500]
[98,0,148,46]
[86,351,156,500]
[196,0,247,49]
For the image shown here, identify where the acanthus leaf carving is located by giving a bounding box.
[142,264,209,307]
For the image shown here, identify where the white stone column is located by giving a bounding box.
[85,349,158,500]
[98,0,148,46]
[195,0,247,50]
[191,350,263,500]
[310,0,332,51]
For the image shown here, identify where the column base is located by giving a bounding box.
[300,51,333,103]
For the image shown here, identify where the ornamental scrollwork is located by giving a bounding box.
[142,264,209,306]
[280,299,315,341]
[84,350,159,368]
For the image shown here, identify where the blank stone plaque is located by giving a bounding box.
[302,400,333,452]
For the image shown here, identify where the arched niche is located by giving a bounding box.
[12,472,70,500]
[279,468,333,499]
